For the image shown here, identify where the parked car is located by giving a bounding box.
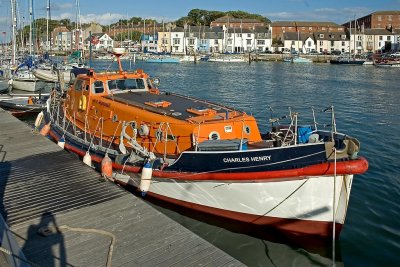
[331,50,342,56]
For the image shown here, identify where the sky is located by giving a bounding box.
[1,0,399,41]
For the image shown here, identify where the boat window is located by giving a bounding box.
[107,79,146,91]
[75,79,83,91]
[93,81,104,94]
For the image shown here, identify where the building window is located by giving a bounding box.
[238,34,242,37]
[341,35,346,39]
[388,15,392,21]
[257,40,265,45]
[342,41,345,46]
[319,41,323,45]
[387,36,391,41]
[379,36,383,40]
[188,39,195,45]
[247,34,251,38]
[307,41,311,46]
[331,41,334,46]
[319,34,324,38]
[291,41,295,45]
[214,39,218,44]
[378,16,382,21]
[246,39,251,45]
[173,38,180,45]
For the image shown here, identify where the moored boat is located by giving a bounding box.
[41,49,368,239]
[0,94,48,117]
[330,57,365,65]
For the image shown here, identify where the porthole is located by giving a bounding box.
[112,114,118,122]
[244,125,251,135]
[209,131,220,140]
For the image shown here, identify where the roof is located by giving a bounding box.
[271,21,340,27]
[282,32,314,41]
[84,33,109,42]
[313,31,348,41]
[212,15,263,24]
[372,10,400,15]
[363,28,396,35]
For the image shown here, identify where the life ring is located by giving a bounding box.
[79,95,87,111]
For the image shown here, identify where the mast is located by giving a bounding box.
[29,0,33,55]
[349,19,351,59]
[75,0,81,51]
[10,0,17,65]
[46,0,50,51]
[142,18,145,52]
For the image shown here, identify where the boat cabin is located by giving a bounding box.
[64,68,262,156]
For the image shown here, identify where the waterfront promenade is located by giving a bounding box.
[0,108,243,266]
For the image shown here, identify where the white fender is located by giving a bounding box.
[57,136,65,149]
[140,160,153,196]
[83,151,92,167]
[34,111,44,128]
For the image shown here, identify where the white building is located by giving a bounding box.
[313,32,349,54]
[84,33,114,51]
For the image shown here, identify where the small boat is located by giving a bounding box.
[207,55,246,62]
[330,57,365,65]
[144,55,180,63]
[41,48,368,239]
[11,69,38,92]
[0,94,48,117]
[283,56,312,63]
[373,55,400,68]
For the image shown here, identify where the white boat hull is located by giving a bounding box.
[127,173,353,237]
[32,69,71,83]
[11,78,37,92]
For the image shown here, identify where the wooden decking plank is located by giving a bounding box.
[1,109,243,266]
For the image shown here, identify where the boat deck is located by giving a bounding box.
[108,90,238,121]
[0,108,244,266]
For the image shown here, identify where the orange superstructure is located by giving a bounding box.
[64,55,262,156]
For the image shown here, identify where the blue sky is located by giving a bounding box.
[1,0,399,40]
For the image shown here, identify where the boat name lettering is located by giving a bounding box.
[93,99,111,107]
[223,155,271,163]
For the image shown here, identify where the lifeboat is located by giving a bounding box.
[43,48,368,239]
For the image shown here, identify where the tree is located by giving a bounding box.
[176,9,270,26]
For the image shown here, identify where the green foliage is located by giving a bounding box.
[115,31,142,42]
[178,9,270,26]
[272,37,283,45]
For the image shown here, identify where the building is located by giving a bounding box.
[313,32,349,54]
[343,11,400,31]
[271,21,345,40]
[210,15,265,30]
[343,11,400,53]
[52,26,71,51]
[282,32,317,53]
[362,28,398,52]
[84,33,114,51]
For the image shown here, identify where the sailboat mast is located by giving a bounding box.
[29,0,33,55]
[46,0,50,51]
[349,19,351,59]
[10,0,17,65]
[75,0,81,51]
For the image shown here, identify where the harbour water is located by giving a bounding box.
[36,60,400,266]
